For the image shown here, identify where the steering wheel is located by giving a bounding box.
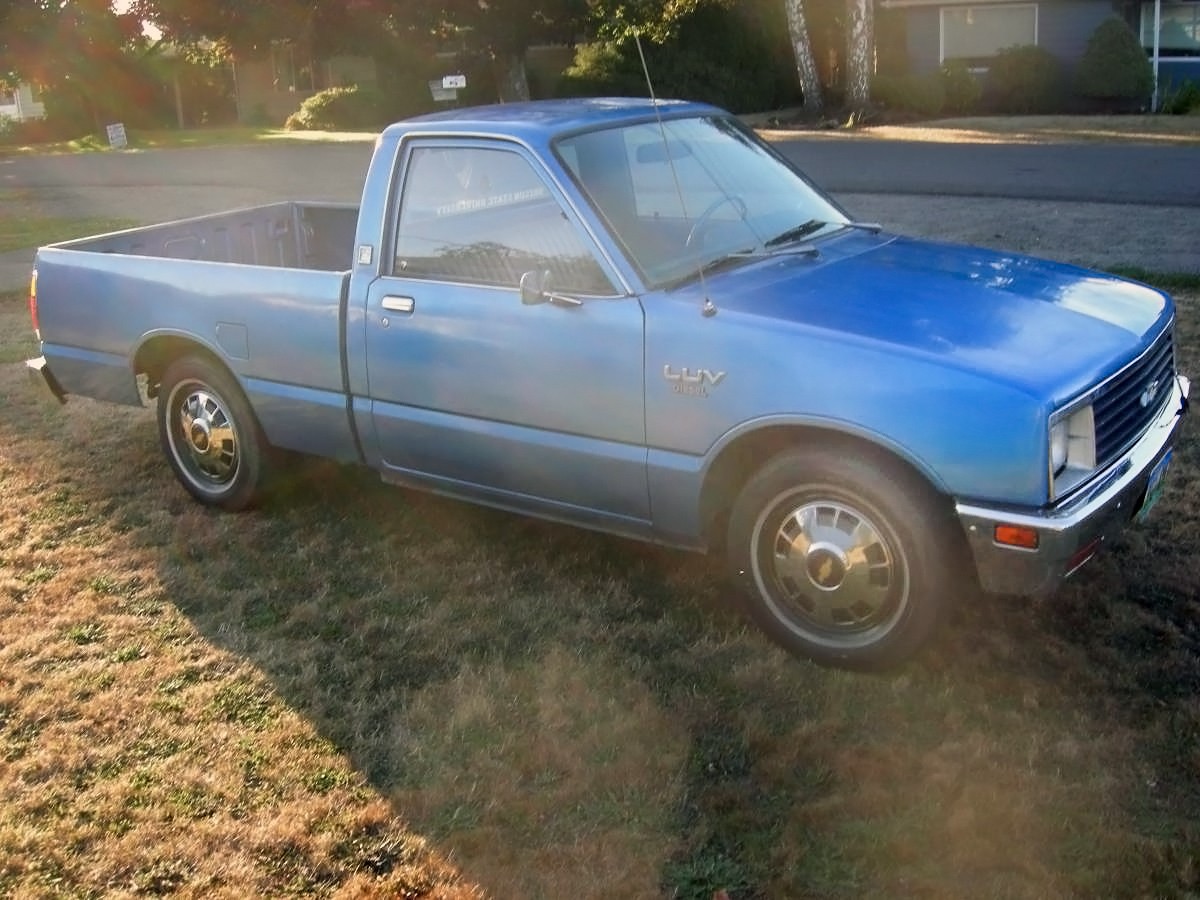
[685,195,748,250]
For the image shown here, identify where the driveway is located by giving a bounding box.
[2,134,1197,291]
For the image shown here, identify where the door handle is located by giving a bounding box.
[381,296,415,314]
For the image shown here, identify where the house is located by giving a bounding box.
[877,0,1199,89]
[0,83,46,122]
[229,42,378,124]
[228,39,575,125]
[1137,0,1200,91]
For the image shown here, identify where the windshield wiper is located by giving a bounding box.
[663,248,762,290]
[764,219,826,248]
[764,218,883,250]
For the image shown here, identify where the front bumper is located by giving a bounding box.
[26,355,66,404]
[957,375,1189,597]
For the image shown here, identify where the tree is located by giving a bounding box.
[588,0,710,42]
[2,0,157,132]
[437,0,589,102]
[783,0,822,115]
[1,0,55,86]
[844,0,873,114]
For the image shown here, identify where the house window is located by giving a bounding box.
[941,4,1039,66]
[1141,2,1200,57]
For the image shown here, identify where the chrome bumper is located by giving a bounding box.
[26,355,66,404]
[957,375,1189,597]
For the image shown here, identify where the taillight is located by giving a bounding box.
[29,269,39,339]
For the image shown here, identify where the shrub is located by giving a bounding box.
[557,1,799,113]
[284,85,386,132]
[1160,79,1200,115]
[1075,17,1154,108]
[939,59,982,115]
[871,72,945,117]
[0,112,83,146]
[983,45,1063,113]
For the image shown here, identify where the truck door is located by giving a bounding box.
[362,140,650,523]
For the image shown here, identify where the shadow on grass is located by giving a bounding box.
[174,456,847,898]
[3,356,1198,897]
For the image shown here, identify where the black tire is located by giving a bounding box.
[726,446,956,670]
[157,355,267,511]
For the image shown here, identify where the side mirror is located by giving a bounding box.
[519,270,583,308]
[520,269,550,306]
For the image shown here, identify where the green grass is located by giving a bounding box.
[0,188,137,253]
[0,216,138,253]
[1106,265,1200,293]
[0,125,377,157]
[2,284,1200,897]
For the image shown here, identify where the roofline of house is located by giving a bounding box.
[879,0,1048,8]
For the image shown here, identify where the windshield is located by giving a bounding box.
[555,115,848,288]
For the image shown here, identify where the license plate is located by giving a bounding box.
[1136,450,1173,523]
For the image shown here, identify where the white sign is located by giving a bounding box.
[106,122,127,149]
[442,74,467,90]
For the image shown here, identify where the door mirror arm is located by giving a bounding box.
[520,270,583,308]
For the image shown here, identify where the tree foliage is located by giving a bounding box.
[438,0,589,100]
[559,0,799,112]
[1,0,167,132]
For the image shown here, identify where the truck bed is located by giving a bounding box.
[50,201,359,272]
[33,201,363,464]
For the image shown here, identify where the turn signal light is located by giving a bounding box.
[29,269,39,338]
[994,524,1039,550]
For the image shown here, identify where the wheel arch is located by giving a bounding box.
[698,421,955,552]
[133,331,232,400]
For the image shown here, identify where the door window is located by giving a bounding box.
[394,145,614,295]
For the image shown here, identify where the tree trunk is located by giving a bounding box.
[845,0,874,114]
[783,0,822,116]
[496,52,530,103]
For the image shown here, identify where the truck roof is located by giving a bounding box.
[383,97,724,143]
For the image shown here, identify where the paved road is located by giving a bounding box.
[5,135,1197,211]
[775,137,1200,207]
[2,134,1197,290]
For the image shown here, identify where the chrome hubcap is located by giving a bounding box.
[176,388,238,485]
[766,500,902,633]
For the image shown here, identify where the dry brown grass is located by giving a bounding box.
[757,113,1200,146]
[2,288,1199,898]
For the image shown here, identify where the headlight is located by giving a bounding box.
[1049,403,1097,501]
[1050,420,1069,474]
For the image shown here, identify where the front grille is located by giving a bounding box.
[1092,324,1175,468]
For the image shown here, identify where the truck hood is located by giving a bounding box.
[710,233,1171,403]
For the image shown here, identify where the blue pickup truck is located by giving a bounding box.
[26,98,1189,669]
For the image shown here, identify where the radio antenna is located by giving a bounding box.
[634,32,717,318]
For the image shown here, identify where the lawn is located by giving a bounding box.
[1,283,1198,898]
[0,126,377,157]
[0,190,136,254]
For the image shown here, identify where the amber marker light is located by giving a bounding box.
[29,269,39,339]
[994,523,1040,550]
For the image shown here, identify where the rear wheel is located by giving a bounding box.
[157,355,267,511]
[726,446,955,669]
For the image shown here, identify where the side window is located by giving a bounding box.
[394,146,614,295]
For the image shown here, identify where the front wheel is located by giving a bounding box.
[726,447,957,670]
[157,355,267,511]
